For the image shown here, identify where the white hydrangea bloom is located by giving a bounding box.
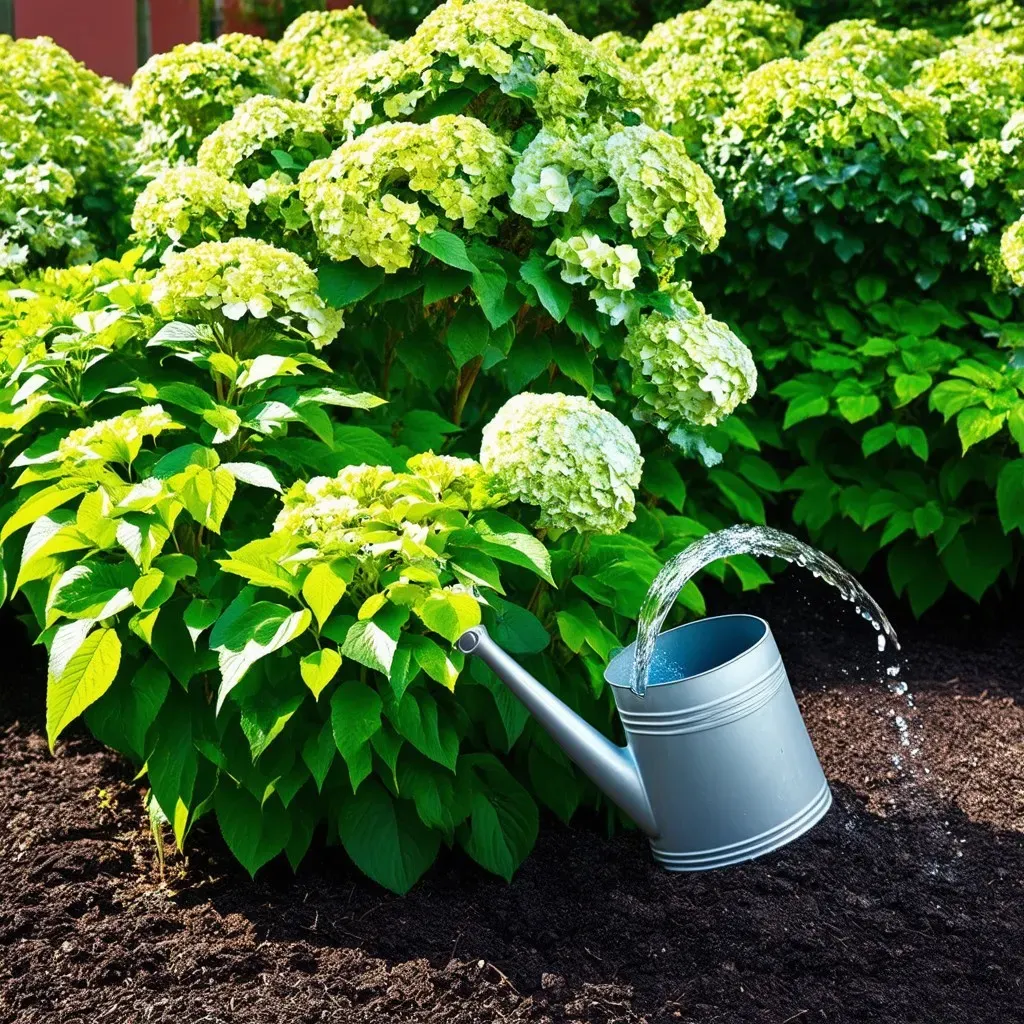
[509,126,608,223]
[623,312,757,428]
[131,166,251,246]
[151,238,343,345]
[548,231,641,291]
[197,96,325,180]
[58,405,179,464]
[1000,216,1024,286]
[480,392,643,534]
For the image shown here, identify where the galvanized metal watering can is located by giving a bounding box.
[456,613,831,871]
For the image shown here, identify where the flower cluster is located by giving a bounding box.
[151,238,342,344]
[131,166,251,250]
[623,312,757,429]
[129,41,291,161]
[591,31,642,65]
[549,232,641,292]
[1000,217,1024,286]
[197,96,326,183]
[713,56,947,190]
[57,405,179,466]
[605,125,725,253]
[299,116,513,272]
[912,40,1024,142]
[510,123,724,272]
[273,455,503,557]
[480,392,643,534]
[309,0,651,136]
[636,0,803,78]
[804,19,942,87]
[274,8,392,97]
[215,31,280,69]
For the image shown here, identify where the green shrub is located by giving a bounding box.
[0,0,769,891]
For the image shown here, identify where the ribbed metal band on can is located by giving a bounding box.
[617,658,787,736]
[649,781,832,871]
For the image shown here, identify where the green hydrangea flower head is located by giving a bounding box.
[310,0,651,136]
[640,54,741,151]
[58,405,180,465]
[197,95,326,183]
[913,40,1024,142]
[510,123,724,268]
[716,56,947,183]
[151,238,343,344]
[130,41,291,160]
[215,31,279,68]
[605,125,725,252]
[963,0,1024,31]
[549,232,641,291]
[0,35,130,188]
[273,455,503,556]
[480,392,643,534]
[591,31,642,66]
[1000,216,1024,286]
[804,19,943,87]
[275,7,391,96]
[299,115,514,272]
[637,0,803,77]
[623,311,757,428]
[131,166,251,248]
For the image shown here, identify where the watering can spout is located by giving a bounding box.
[456,627,659,836]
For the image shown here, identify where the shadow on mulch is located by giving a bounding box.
[1,573,1022,1024]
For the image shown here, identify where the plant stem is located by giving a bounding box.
[452,356,483,424]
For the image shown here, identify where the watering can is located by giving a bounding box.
[456,613,831,871]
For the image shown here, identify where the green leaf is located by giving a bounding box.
[957,407,1006,454]
[996,460,1024,533]
[183,597,222,646]
[330,680,383,790]
[318,260,384,306]
[397,754,471,835]
[519,254,571,322]
[240,691,304,760]
[302,560,349,629]
[220,462,282,492]
[912,501,944,538]
[47,625,121,749]
[854,276,887,304]
[551,337,594,392]
[178,467,235,532]
[416,589,481,643]
[488,598,548,655]
[457,753,538,882]
[85,659,169,761]
[218,533,301,595]
[862,423,897,457]
[301,718,336,791]
[300,648,342,699]
[145,689,198,847]
[471,259,520,328]
[215,784,291,877]
[50,561,137,622]
[385,687,460,771]
[709,470,765,524]
[468,660,530,751]
[453,510,553,583]
[643,459,686,511]
[338,779,440,894]
[941,525,1012,602]
[406,634,461,691]
[446,306,490,369]
[893,373,932,406]
[341,615,399,675]
[783,393,829,429]
[1,483,87,543]
[212,603,312,711]
[836,395,880,423]
[419,230,477,272]
[448,547,504,593]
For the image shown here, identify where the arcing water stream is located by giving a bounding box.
[629,525,920,767]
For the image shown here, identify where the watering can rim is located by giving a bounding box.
[604,612,771,690]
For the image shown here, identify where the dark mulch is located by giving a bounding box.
[2,574,1023,1024]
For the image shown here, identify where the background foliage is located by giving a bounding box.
[1,0,1022,891]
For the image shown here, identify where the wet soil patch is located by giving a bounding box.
[1,574,1022,1023]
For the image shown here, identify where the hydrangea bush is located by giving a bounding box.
[0,1,768,893]
[8,0,1020,894]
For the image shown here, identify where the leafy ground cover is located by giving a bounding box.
[2,577,1022,1023]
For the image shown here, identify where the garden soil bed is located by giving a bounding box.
[1,575,1023,1024]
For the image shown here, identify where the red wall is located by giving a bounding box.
[223,0,353,35]
[14,0,138,82]
[150,0,201,55]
